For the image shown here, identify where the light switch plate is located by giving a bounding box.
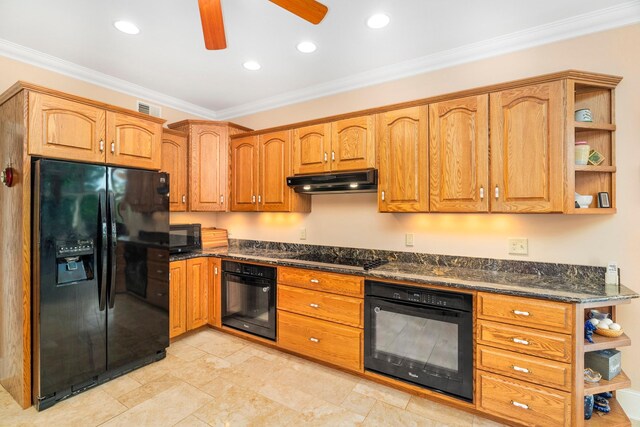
[299,228,307,240]
[508,238,528,255]
[405,233,414,247]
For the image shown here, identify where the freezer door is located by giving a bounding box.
[107,167,170,371]
[33,159,107,400]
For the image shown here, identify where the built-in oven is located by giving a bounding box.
[364,280,473,402]
[221,261,276,341]
[169,224,201,254]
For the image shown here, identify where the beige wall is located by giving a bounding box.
[218,24,640,393]
[0,55,204,124]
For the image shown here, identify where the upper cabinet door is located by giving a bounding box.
[161,131,188,212]
[377,106,429,212]
[259,131,291,212]
[429,95,489,212]
[331,115,376,171]
[230,135,258,212]
[28,92,106,163]
[490,82,564,213]
[293,123,331,174]
[106,111,162,170]
[190,124,228,211]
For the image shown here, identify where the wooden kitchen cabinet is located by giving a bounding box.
[429,95,489,212]
[168,120,252,212]
[161,129,188,212]
[169,260,187,338]
[292,116,375,175]
[28,89,164,170]
[186,257,209,330]
[377,106,429,212]
[490,81,564,213]
[230,131,310,212]
[208,258,222,328]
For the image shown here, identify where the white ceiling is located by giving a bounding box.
[0,0,638,119]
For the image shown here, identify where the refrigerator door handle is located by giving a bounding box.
[108,191,117,309]
[98,192,108,311]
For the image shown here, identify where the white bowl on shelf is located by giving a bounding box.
[574,192,593,208]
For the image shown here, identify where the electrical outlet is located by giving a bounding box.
[299,228,307,240]
[405,233,414,247]
[508,238,528,255]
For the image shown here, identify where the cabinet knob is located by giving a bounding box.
[512,310,530,316]
[99,139,105,152]
[494,185,500,200]
[310,279,319,283]
[512,337,529,346]
[220,194,224,204]
[323,152,328,162]
[111,141,115,154]
[331,151,335,161]
[214,267,218,275]
[511,401,529,410]
[479,186,484,200]
[309,337,319,343]
[252,195,256,203]
[381,191,385,201]
[512,365,530,374]
[258,195,262,203]
[309,303,320,308]
[182,195,186,204]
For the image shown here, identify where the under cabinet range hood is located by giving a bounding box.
[287,169,378,194]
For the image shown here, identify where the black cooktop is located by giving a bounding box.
[288,253,388,270]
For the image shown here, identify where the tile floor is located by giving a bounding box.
[1,329,506,426]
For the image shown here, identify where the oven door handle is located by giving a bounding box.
[222,272,274,287]
[367,296,471,319]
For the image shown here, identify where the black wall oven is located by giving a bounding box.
[169,224,201,254]
[364,281,473,401]
[222,261,276,340]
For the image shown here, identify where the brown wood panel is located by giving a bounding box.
[106,111,162,170]
[161,130,188,211]
[169,261,187,338]
[278,267,364,297]
[574,87,612,124]
[230,135,258,211]
[478,372,571,426]
[477,292,573,333]
[429,95,489,212]
[277,285,363,327]
[208,258,222,328]
[186,257,209,330]
[293,123,331,174]
[477,345,572,391]
[259,131,290,211]
[0,91,32,408]
[490,81,564,212]
[377,106,429,212]
[477,320,572,363]
[278,311,362,372]
[330,115,375,171]
[190,123,228,211]
[28,91,106,163]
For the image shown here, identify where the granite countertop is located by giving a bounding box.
[170,248,638,304]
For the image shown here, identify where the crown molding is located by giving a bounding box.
[0,38,218,120]
[1,1,638,121]
[216,0,640,120]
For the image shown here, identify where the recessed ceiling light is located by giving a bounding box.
[366,13,390,29]
[113,20,140,35]
[243,60,261,71]
[296,41,317,53]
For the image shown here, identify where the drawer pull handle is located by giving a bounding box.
[512,310,530,316]
[309,337,319,343]
[512,338,530,345]
[511,401,529,410]
[310,279,319,283]
[512,365,530,374]
[309,303,320,308]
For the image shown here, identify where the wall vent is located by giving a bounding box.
[136,100,162,117]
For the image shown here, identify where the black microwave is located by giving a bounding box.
[169,224,202,254]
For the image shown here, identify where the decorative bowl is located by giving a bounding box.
[574,192,593,208]
[594,327,624,338]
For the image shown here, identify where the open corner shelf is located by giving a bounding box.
[574,122,616,131]
[575,165,617,173]
[584,371,631,396]
[585,332,631,352]
[584,397,631,427]
[571,208,617,215]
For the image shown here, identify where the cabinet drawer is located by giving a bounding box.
[477,320,572,363]
[278,285,363,327]
[148,261,169,281]
[278,267,363,297]
[477,292,572,333]
[148,248,169,262]
[477,345,572,391]
[146,278,169,310]
[278,311,362,372]
[478,372,571,426]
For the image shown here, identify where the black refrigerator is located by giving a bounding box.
[32,159,170,410]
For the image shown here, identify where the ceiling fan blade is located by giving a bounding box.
[199,0,227,50]
[269,0,328,25]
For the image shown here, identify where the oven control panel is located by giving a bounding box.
[367,281,472,312]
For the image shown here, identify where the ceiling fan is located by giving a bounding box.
[198,0,328,50]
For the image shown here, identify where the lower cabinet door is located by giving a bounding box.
[169,260,187,338]
[278,311,362,372]
[478,372,571,426]
[186,257,209,330]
